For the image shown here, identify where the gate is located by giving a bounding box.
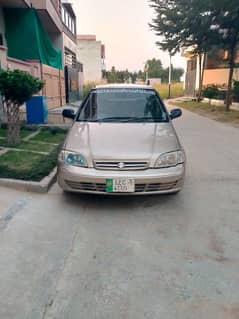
[64,66,80,103]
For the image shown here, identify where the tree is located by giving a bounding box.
[131,72,138,83]
[137,70,146,81]
[211,0,239,110]
[161,66,184,83]
[145,58,164,78]
[104,68,139,84]
[105,66,119,83]
[0,70,44,145]
[171,67,184,82]
[149,0,239,109]
[149,0,218,101]
[144,59,184,83]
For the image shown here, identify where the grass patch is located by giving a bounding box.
[0,147,59,181]
[31,129,67,144]
[0,127,35,139]
[154,82,184,99]
[0,127,66,182]
[174,101,239,125]
[0,140,56,153]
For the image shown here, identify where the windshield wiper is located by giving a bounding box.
[133,117,166,122]
[96,116,137,122]
[120,117,167,122]
[78,116,167,123]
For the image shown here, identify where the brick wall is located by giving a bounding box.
[41,64,65,109]
[203,68,239,86]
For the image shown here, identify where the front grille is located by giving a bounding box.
[135,182,178,192]
[94,161,148,170]
[65,180,181,193]
[65,181,106,192]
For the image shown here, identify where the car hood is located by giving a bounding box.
[64,122,180,161]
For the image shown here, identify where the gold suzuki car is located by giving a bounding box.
[58,84,185,195]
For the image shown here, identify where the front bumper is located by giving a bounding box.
[57,163,185,195]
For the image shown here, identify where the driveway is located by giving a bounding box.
[0,107,239,319]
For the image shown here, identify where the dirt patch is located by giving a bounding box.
[169,100,239,129]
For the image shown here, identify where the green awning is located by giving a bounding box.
[4,8,62,69]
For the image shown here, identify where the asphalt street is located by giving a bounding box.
[0,106,239,319]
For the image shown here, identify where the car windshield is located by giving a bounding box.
[77,88,169,123]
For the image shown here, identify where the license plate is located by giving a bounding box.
[106,178,135,193]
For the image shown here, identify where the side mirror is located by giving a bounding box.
[62,108,75,120]
[170,108,182,120]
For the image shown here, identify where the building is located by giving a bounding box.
[77,35,106,83]
[183,48,239,96]
[0,0,66,109]
[61,0,83,103]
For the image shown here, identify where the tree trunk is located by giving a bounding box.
[6,101,20,145]
[198,52,207,102]
[0,96,7,124]
[197,53,202,103]
[225,46,237,111]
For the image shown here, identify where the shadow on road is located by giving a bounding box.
[60,190,183,213]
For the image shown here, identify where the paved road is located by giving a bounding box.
[0,107,239,319]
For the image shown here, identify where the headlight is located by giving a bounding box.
[59,151,88,167]
[155,150,185,168]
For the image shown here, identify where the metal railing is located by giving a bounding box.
[64,47,77,69]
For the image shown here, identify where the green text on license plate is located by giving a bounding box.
[106,178,135,193]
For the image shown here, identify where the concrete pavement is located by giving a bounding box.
[0,107,239,319]
[49,101,81,114]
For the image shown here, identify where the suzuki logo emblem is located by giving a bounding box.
[118,162,125,169]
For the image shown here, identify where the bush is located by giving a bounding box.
[0,69,44,105]
[0,69,44,145]
[217,89,227,101]
[81,83,96,100]
[233,80,239,102]
[202,85,219,100]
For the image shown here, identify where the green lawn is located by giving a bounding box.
[154,82,184,99]
[0,140,56,153]
[31,129,67,144]
[0,151,43,171]
[0,127,35,139]
[0,148,59,181]
[0,127,67,182]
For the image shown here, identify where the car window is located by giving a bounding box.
[77,88,169,122]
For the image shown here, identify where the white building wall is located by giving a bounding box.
[195,55,205,90]
[63,32,77,54]
[77,39,102,83]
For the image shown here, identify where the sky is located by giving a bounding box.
[73,0,185,72]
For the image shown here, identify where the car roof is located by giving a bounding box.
[95,83,154,90]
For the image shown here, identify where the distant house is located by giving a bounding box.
[183,48,239,96]
[148,78,162,86]
[77,35,106,83]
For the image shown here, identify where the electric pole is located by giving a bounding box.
[168,53,172,99]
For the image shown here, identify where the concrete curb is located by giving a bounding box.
[0,167,57,193]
